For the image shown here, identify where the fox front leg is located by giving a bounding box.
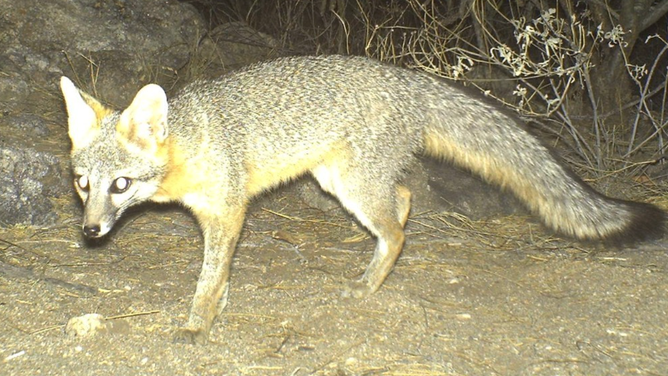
[173,208,245,344]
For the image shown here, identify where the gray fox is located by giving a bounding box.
[60,55,665,344]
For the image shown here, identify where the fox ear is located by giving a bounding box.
[60,77,102,150]
[117,84,169,152]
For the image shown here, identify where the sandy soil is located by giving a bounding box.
[1,187,667,375]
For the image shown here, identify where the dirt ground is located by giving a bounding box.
[1,185,667,375]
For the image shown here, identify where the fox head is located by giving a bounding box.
[60,77,170,238]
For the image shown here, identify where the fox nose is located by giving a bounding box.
[83,225,102,238]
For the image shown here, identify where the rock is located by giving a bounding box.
[0,142,69,227]
[65,313,130,338]
[409,158,526,219]
[5,114,51,138]
[179,21,279,82]
[0,0,205,108]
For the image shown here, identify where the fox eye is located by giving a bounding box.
[75,175,89,192]
[110,177,132,194]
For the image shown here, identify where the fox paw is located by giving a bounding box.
[341,280,373,299]
[173,327,208,345]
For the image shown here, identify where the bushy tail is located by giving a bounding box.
[421,89,665,243]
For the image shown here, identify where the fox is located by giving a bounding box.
[60,55,665,344]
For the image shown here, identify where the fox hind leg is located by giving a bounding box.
[342,185,408,298]
[396,185,411,227]
[313,166,410,298]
